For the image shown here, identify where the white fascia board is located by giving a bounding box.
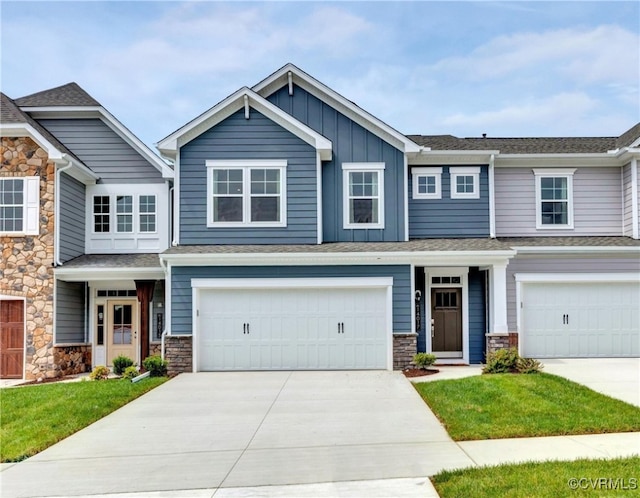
[252,64,420,155]
[156,87,332,161]
[515,272,640,283]
[160,250,515,267]
[23,106,174,179]
[495,153,621,168]
[1,123,65,160]
[55,267,164,282]
[512,246,640,255]
[61,155,99,183]
[411,149,500,166]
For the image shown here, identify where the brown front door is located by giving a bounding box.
[0,300,24,379]
[431,288,462,358]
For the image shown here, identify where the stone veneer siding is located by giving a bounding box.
[53,346,92,376]
[164,335,193,375]
[393,333,417,370]
[486,333,518,354]
[1,137,56,380]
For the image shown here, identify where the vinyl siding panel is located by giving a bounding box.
[268,85,406,242]
[496,167,623,236]
[37,119,164,183]
[409,166,490,238]
[171,265,411,335]
[55,280,86,343]
[506,255,640,330]
[468,268,486,363]
[179,109,318,244]
[623,164,633,237]
[59,172,85,262]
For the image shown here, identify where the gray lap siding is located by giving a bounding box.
[55,280,86,344]
[267,85,406,243]
[170,265,411,335]
[179,109,318,244]
[408,166,490,238]
[59,172,86,262]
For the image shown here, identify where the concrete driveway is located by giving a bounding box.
[1,371,473,498]
[542,358,640,407]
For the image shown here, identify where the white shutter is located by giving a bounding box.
[24,176,40,235]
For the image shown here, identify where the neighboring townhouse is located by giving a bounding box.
[156,63,639,372]
[1,85,173,381]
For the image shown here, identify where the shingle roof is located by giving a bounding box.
[62,253,162,268]
[497,236,640,247]
[14,82,100,107]
[616,122,640,149]
[406,134,618,154]
[1,92,82,162]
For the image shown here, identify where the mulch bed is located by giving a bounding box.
[403,368,440,378]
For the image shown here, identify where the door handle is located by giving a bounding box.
[243,323,246,334]
[337,322,344,334]
[247,323,250,334]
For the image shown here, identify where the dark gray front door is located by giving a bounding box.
[431,288,462,357]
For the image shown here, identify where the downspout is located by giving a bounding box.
[168,186,175,247]
[159,256,169,361]
[631,158,639,240]
[54,162,73,266]
[488,154,496,238]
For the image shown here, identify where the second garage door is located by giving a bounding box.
[196,283,390,370]
[520,281,640,358]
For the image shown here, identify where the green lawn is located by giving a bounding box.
[414,373,640,440]
[0,377,167,462]
[432,457,640,498]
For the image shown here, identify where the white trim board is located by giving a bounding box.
[515,273,640,283]
[191,277,394,289]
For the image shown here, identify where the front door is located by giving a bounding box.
[431,288,462,358]
[0,300,24,379]
[106,300,138,365]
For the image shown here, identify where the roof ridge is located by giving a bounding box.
[14,82,100,107]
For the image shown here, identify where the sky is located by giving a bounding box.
[1,1,639,150]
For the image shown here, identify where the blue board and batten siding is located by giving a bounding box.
[179,109,318,244]
[59,172,85,263]
[55,281,86,344]
[267,85,406,243]
[171,265,411,335]
[37,119,164,183]
[408,167,490,238]
[468,268,486,364]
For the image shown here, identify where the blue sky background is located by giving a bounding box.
[1,1,638,149]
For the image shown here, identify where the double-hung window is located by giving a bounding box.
[412,167,442,199]
[534,169,575,229]
[0,176,39,235]
[342,163,385,229]
[139,195,156,233]
[450,167,480,199]
[206,160,287,227]
[116,195,133,233]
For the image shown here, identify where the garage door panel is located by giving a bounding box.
[522,281,640,358]
[198,285,389,370]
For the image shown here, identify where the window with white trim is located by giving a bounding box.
[450,167,480,199]
[342,163,385,229]
[139,195,156,233]
[0,176,39,235]
[534,169,575,229]
[93,196,110,233]
[412,167,442,199]
[116,195,133,233]
[206,160,287,227]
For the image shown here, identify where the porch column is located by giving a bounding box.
[490,263,509,334]
[135,280,155,362]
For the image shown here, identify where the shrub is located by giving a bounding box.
[89,365,110,380]
[413,352,437,369]
[516,357,543,374]
[122,366,140,380]
[112,355,134,375]
[482,348,519,374]
[483,348,543,374]
[142,355,168,377]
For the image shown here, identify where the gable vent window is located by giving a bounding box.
[342,162,385,229]
[206,160,287,228]
[0,177,39,235]
[533,169,575,229]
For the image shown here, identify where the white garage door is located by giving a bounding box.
[196,284,390,370]
[521,282,640,358]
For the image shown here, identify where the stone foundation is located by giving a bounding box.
[149,343,161,357]
[1,137,55,380]
[393,333,417,370]
[53,346,92,376]
[486,333,519,354]
[164,335,192,375]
